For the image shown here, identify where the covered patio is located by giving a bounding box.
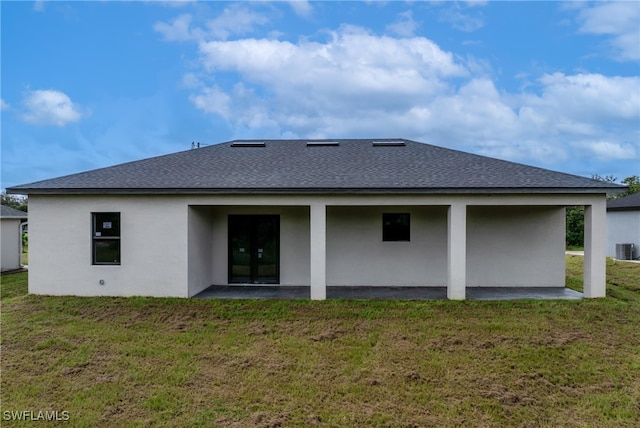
[194,285,583,300]
[187,194,606,300]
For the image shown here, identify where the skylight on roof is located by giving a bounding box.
[372,140,406,147]
[306,141,340,147]
[231,141,265,147]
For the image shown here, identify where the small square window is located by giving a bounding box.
[383,213,410,242]
[92,213,121,265]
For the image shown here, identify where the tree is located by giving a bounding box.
[565,175,639,248]
[565,206,584,248]
[591,174,619,200]
[1,192,28,212]
[620,175,640,196]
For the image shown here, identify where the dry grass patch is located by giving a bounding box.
[1,260,640,427]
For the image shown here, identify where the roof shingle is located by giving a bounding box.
[607,192,640,211]
[1,205,28,218]
[7,139,625,195]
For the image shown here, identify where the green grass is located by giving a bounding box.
[21,233,28,266]
[1,258,639,427]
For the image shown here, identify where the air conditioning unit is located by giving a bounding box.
[615,243,635,260]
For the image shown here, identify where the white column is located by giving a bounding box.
[584,200,607,298]
[448,203,467,300]
[310,203,327,300]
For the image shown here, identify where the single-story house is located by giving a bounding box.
[1,205,28,272]
[606,192,640,260]
[7,138,623,299]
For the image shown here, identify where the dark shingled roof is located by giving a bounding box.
[1,205,28,218]
[607,192,640,211]
[7,139,625,195]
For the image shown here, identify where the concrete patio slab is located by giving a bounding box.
[194,285,310,299]
[194,285,583,300]
[467,287,583,300]
[328,286,447,300]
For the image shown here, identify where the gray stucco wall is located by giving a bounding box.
[466,206,566,287]
[606,211,640,258]
[28,195,189,297]
[188,206,214,296]
[1,218,23,272]
[27,194,569,297]
[327,205,566,287]
[326,206,448,286]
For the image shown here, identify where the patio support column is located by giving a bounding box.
[584,200,606,298]
[448,203,467,300]
[310,203,327,300]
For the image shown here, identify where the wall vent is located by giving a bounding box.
[231,141,266,147]
[307,141,340,147]
[372,140,406,147]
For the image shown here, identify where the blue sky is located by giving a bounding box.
[1,0,639,190]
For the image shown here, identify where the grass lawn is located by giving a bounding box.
[1,256,639,427]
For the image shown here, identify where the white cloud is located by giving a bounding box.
[288,0,313,18]
[186,26,468,138]
[1,99,9,110]
[181,72,202,89]
[154,5,269,41]
[198,25,466,80]
[158,9,638,171]
[532,73,639,121]
[188,85,231,117]
[33,1,45,12]
[386,11,419,37]
[582,141,638,161]
[577,2,640,61]
[439,5,484,32]
[154,14,199,41]
[205,5,269,40]
[21,89,83,126]
[190,35,638,164]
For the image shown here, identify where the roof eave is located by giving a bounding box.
[7,186,624,196]
[607,206,640,212]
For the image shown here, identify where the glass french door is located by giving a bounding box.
[228,215,280,284]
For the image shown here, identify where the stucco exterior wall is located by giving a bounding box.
[606,211,640,258]
[1,218,24,272]
[327,206,448,286]
[26,194,590,297]
[28,195,189,297]
[188,206,213,296]
[466,206,566,287]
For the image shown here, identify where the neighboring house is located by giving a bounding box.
[1,205,28,272]
[7,139,623,299]
[606,193,640,260]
